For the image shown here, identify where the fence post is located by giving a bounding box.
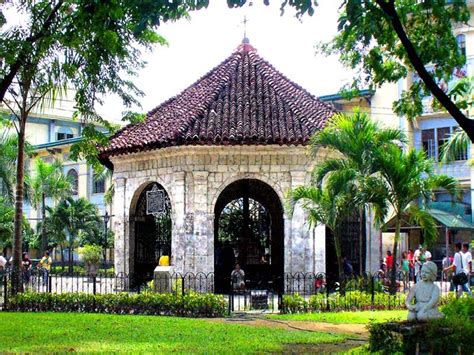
[278,292,282,313]
[48,272,52,293]
[181,276,185,295]
[371,275,375,310]
[93,276,97,295]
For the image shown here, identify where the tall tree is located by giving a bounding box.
[52,197,101,274]
[256,0,474,139]
[287,183,356,279]
[375,146,458,293]
[0,132,32,203]
[40,205,67,271]
[0,197,14,251]
[28,158,72,253]
[1,0,208,293]
[311,111,404,274]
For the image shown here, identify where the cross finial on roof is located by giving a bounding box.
[242,15,250,44]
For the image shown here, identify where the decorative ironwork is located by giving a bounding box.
[146,184,167,217]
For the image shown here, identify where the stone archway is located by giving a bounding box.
[214,179,284,293]
[129,182,172,285]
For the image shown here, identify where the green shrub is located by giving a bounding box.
[441,296,474,320]
[50,266,115,276]
[367,321,403,354]
[79,245,102,265]
[282,291,407,313]
[281,293,308,313]
[368,298,474,353]
[7,291,227,318]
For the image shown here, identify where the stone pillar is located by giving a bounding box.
[192,171,212,274]
[171,172,186,274]
[113,177,128,275]
[314,224,325,273]
[289,171,313,274]
[365,207,381,273]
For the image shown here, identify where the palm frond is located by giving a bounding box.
[440,129,470,163]
[406,204,438,247]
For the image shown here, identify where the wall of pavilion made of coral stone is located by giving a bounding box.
[110,145,328,278]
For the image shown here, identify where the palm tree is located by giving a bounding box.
[0,197,14,252]
[28,158,72,253]
[287,183,356,279]
[52,197,101,274]
[311,111,405,274]
[0,132,33,203]
[39,206,68,272]
[375,146,458,293]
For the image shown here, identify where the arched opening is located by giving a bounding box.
[457,34,466,57]
[130,182,172,285]
[214,179,284,293]
[67,169,78,195]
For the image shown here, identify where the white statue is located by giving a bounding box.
[406,261,444,322]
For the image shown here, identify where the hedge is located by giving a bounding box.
[281,291,456,313]
[6,291,227,318]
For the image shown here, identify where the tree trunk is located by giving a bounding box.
[333,228,344,281]
[11,114,27,295]
[375,0,474,141]
[41,192,47,254]
[359,206,364,275]
[390,215,401,295]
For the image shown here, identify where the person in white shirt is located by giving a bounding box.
[463,243,472,289]
[444,242,472,298]
[0,254,7,270]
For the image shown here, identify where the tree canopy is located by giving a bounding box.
[249,0,474,140]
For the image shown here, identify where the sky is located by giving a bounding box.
[96,1,351,121]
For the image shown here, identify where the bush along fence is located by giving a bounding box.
[0,269,457,314]
[368,297,474,353]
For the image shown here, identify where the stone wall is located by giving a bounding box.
[110,145,328,277]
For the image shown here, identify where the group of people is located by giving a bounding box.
[382,243,472,297]
[0,251,53,287]
[442,242,472,298]
[381,247,433,284]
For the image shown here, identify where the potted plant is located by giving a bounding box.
[80,244,102,277]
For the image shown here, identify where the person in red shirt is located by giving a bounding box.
[385,250,394,271]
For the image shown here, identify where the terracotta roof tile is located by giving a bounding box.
[100,43,335,162]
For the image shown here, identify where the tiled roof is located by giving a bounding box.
[99,42,335,164]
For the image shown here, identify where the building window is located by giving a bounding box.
[56,127,74,141]
[422,129,436,159]
[422,126,468,162]
[452,127,469,161]
[92,172,105,194]
[67,169,79,195]
[437,127,450,160]
[457,34,466,57]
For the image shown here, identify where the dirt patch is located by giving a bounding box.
[208,316,369,353]
[212,318,368,338]
[281,339,366,354]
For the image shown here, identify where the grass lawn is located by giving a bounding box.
[0,312,346,353]
[268,310,405,324]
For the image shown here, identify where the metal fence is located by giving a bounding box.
[0,269,462,313]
